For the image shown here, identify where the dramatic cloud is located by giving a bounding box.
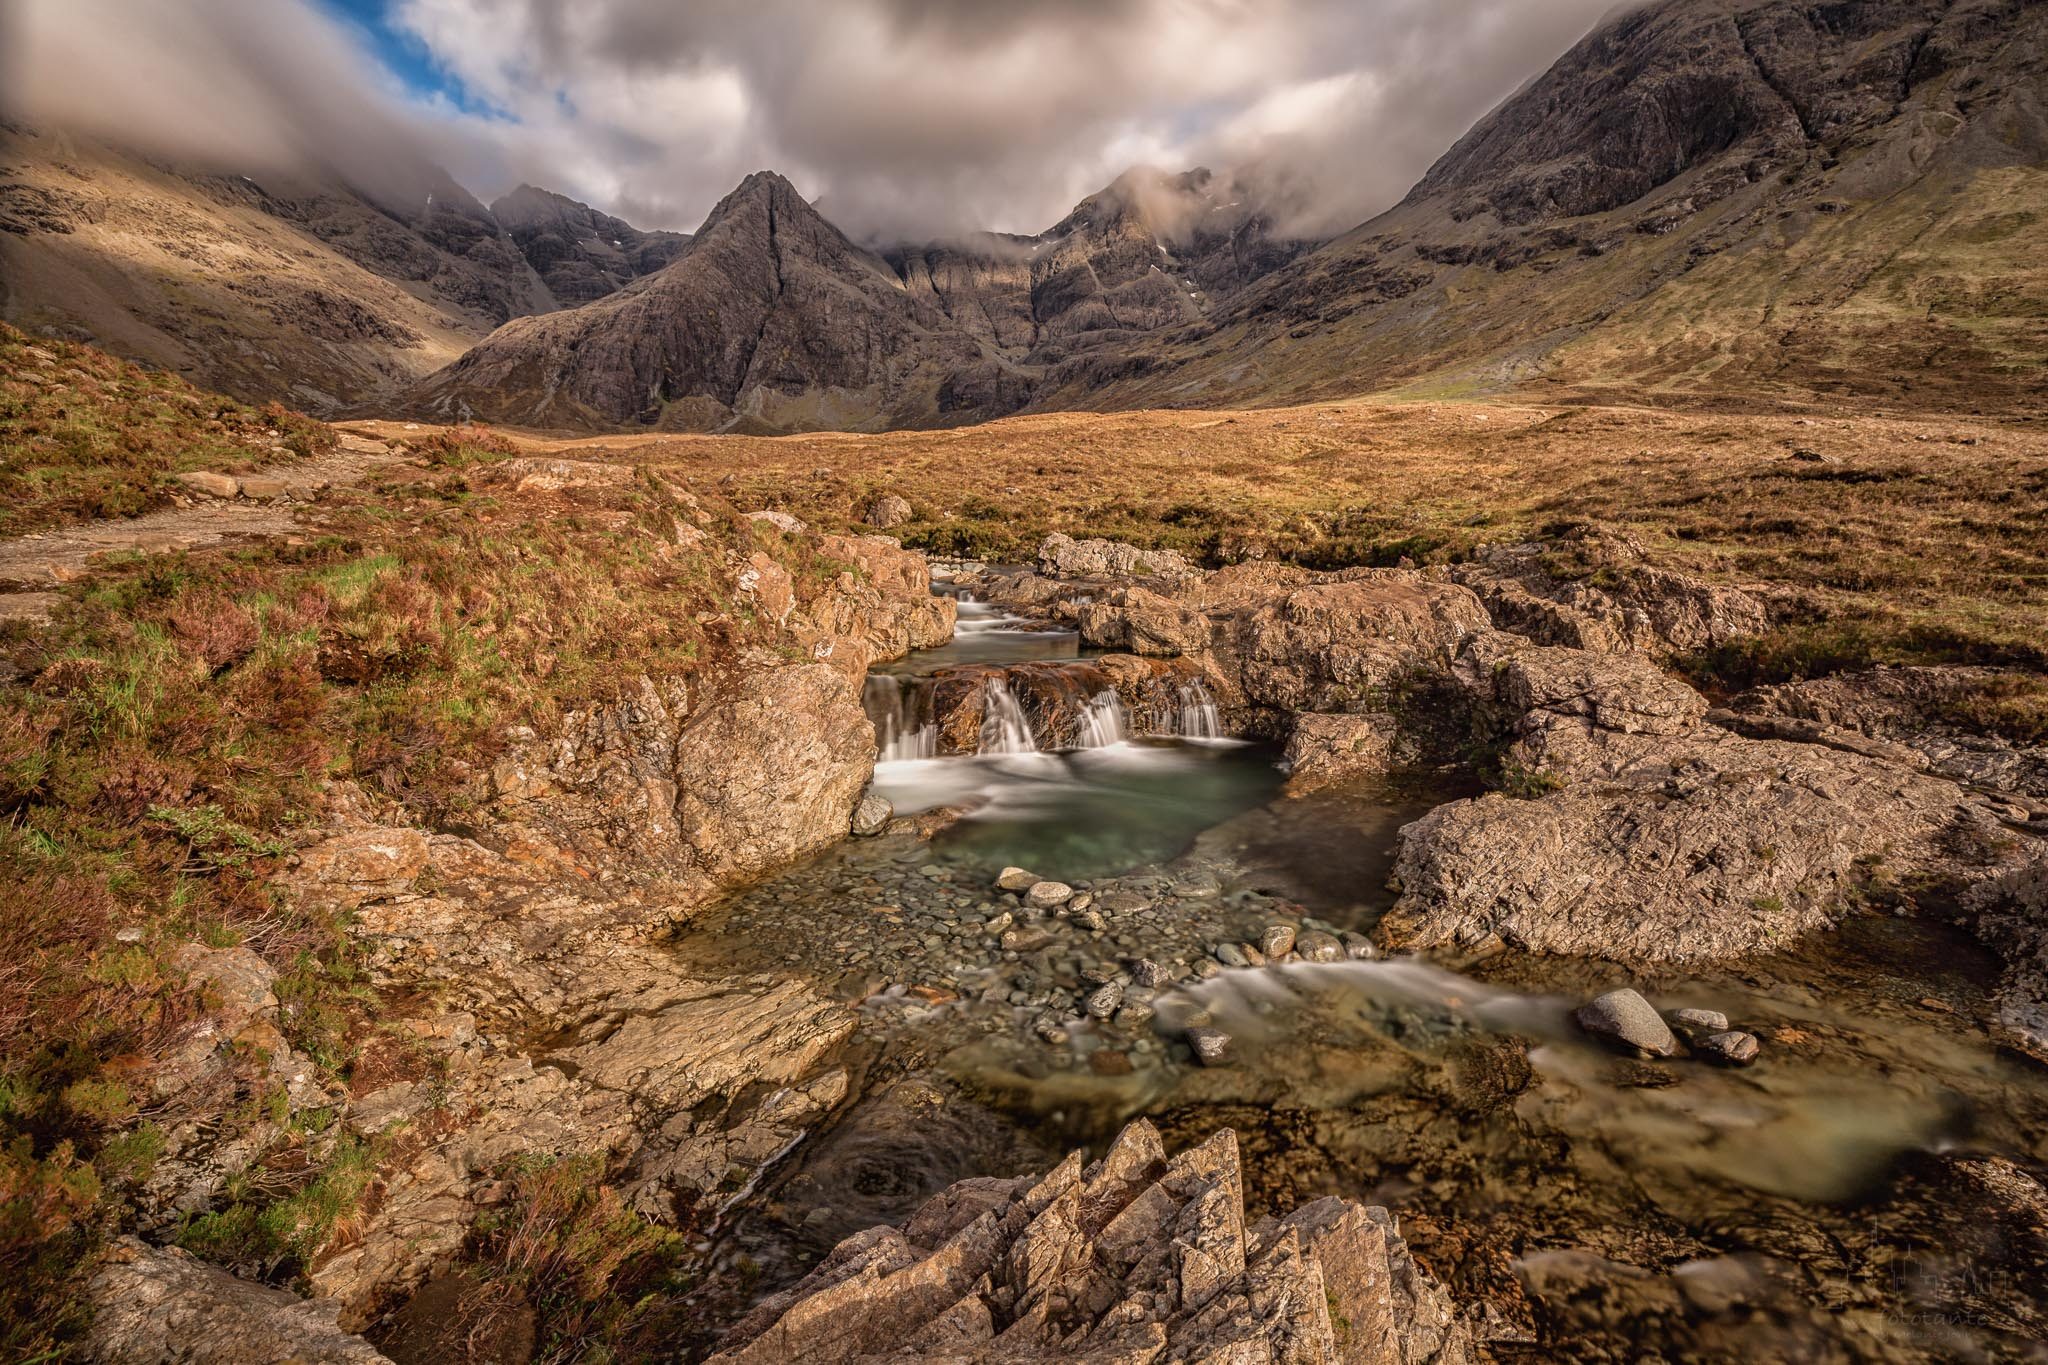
[2,0,1623,241]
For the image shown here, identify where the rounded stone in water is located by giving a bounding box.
[1575,988,1679,1057]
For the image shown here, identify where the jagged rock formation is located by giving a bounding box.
[490,184,691,303]
[709,1119,1472,1363]
[886,166,1315,357]
[413,172,1024,433]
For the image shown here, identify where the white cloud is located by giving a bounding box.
[1,0,1621,240]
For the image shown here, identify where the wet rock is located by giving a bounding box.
[1296,930,1345,963]
[1001,926,1055,953]
[1574,989,1679,1057]
[84,1237,391,1363]
[1668,1007,1730,1040]
[1214,942,1250,968]
[1187,1026,1235,1066]
[1084,982,1124,1019]
[708,1120,1470,1364]
[176,470,240,499]
[860,494,912,529]
[1024,880,1074,910]
[1072,908,1106,931]
[1037,532,1199,582]
[1260,924,1297,959]
[1341,931,1378,960]
[1130,958,1172,988]
[1115,1001,1156,1030]
[850,791,892,836]
[996,866,1041,893]
[1283,712,1400,792]
[1966,857,2048,1058]
[1697,1031,1761,1066]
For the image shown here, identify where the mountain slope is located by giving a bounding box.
[490,184,691,304]
[0,125,682,410]
[419,165,1317,433]
[1047,0,2048,414]
[885,167,1315,359]
[412,172,1026,432]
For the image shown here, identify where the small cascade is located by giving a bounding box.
[864,675,938,762]
[977,677,1039,755]
[1074,690,1131,749]
[1172,681,1224,740]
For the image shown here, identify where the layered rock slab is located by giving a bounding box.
[1382,645,2033,964]
[709,1119,1471,1363]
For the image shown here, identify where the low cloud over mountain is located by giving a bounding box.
[3,0,1620,240]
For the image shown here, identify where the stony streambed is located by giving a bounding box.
[672,580,2048,1361]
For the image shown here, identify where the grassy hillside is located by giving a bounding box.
[0,323,334,536]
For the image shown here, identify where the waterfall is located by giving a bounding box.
[1074,690,1130,749]
[1174,681,1223,740]
[864,675,937,762]
[978,677,1038,755]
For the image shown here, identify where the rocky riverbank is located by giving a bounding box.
[65,521,2048,1362]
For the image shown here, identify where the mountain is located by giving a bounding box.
[884,166,1315,358]
[490,184,691,304]
[411,172,1028,432]
[417,165,1317,432]
[0,125,682,409]
[1049,0,2048,414]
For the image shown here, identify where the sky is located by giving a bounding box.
[1,0,1626,242]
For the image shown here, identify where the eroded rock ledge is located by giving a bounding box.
[709,1119,1472,1364]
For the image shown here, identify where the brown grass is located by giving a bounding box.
[0,322,335,536]
[386,393,2048,679]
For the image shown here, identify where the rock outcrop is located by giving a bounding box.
[1056,562,1493,732]
[709,1119,1472,1364]
[1727,666,2048,806]
[1380,647,2031,964]
[1966,857,2048,1059]
[83,1238,392,1364]
[1445,534,1772,656]
[1036,532,1200,582]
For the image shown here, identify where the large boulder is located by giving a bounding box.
[1381,726,2030,964]
[83,1238,392,1364]
[1037,532,1199,582]
[673,661,875,882]
[1284,712,1400,792]
[708,1119,1471,1364]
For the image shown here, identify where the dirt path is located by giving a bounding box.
[0,433,406,620]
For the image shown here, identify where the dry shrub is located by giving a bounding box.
[0,851,116,1056]
[460,1155,681,1364]
[412,424,518,467]
[169,593,260,673]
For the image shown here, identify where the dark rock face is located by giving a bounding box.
[1054,0,2048,417]
[414,172,1019,432]
[490,184,690,304]
[417,166,1318,433]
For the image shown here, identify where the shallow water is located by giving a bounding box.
[682,591,2048,1361]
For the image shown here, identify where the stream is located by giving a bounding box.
[674,583,2048,1359]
